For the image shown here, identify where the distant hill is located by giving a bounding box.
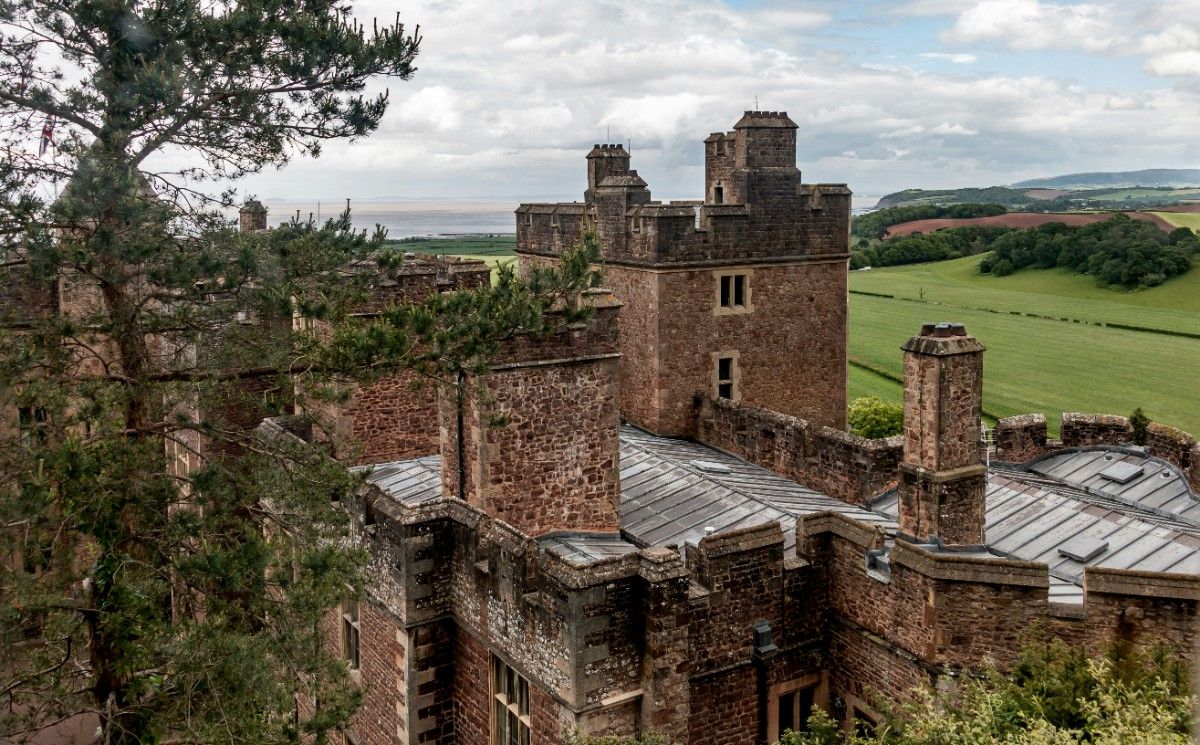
[874,186,1031,209]
[1013,169,1200,189]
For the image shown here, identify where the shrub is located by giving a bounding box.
[775,641,1192,745]
[1130,407,1150,445]
[848,397,903,439]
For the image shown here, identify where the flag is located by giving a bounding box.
[39,116,54,156]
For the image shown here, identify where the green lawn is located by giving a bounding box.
[849,259,1200,436]
[1152,212,1200,232]
[849,254,1200,335]
[389,235,516,271]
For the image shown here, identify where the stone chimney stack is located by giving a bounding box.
[239,199,268,233]
[439,289,623,537]
[898,322,987,546]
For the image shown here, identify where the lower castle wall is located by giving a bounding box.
[687,667,759,745]
[696,396,901,505]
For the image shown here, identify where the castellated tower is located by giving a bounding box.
[897,322,987,545]
[239,199,267,233]
[516,111,851,436]
[438,289,623,537]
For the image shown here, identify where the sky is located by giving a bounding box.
[236,0,1200,202]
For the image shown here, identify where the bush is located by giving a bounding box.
[775,641,1192,745]
[1130,407,1150,445]
[848,397,903,439]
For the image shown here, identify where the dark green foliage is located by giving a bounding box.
[848,397,903,439]
[979,214,1199,287]
[777,641,1193,745]
[1130,407,1150,445]
[855,226,1013,268]
[0,2,480,744]
[852,203,1008,240]
[874,188,1033,210]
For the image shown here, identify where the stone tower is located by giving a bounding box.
[897,322,987,546]
[439,289,623,537]
[516,111,851,437]
[239,199,267,233]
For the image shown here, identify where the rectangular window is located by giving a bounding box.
[714,185,724,204]
[341,597,360,670]
[769,677,822,741]
[17,406,46,446]
[492,656,531,745]
[717,273,748,310]
[716,356,736,400]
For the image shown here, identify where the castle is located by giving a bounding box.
[298,112,1200,745]
[11,113,1198,745]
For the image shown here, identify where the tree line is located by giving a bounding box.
[979,215,1198,287]
[850,225,1013,269]
[851,203,1008,240]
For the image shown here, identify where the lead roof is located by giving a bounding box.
[357,434,1200,596]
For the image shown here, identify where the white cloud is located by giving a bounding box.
[920,52,978,63]
[225,0,1200,201]
[944,0,1118,52]
[932,122,978,135]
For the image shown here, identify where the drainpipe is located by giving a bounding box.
[752,620,779,745]
[455,370,466,500]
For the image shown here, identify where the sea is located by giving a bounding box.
[261,195,883,239]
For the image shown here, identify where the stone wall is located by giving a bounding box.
[439,298,623,537]
[994,413,1051,462]
[1146,422,1195,478]
[801,512,1199,714]
[1060,413,1133,448]
[316,257,491,465]
[995,414,1200,492]
[695,395,901,505]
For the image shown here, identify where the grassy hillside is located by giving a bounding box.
[1152,212,1200,232]
[848,256,1200,436]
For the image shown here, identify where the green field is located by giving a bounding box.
[1152,212,1200,232]
[388,235,516,271]
[848,256,1200,436]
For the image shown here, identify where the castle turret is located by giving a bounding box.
[439,289,623,536]
[585,144,631,203]
[897,322,987,546]
[516,113,851,437]
[239,199,267,233]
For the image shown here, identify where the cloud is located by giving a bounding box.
[932,122,978,135]
[920,52,978,63]
[944,0,1119,52]
[222,0,1200,201]
[1140,24,1200,76]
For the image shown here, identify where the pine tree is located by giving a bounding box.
[0,3,598,743]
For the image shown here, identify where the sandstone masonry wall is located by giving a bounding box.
[695,395,902,506]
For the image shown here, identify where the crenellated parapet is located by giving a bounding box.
[695,394,902,506]
[801,510,1199,682]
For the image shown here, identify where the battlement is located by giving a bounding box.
[995,411,1200,493]
[695,394,902,505]
[519,113,852,267]
[733,110,798,129]
[343,470,1200,739]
